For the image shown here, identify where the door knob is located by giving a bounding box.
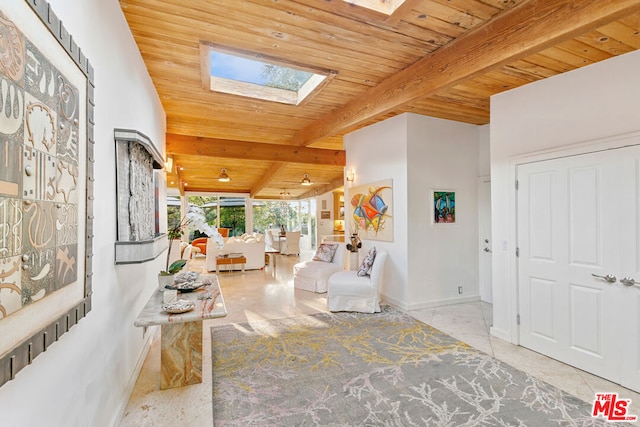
[483,247,491,253]
[621,277,640,287]
[591,273,617,283]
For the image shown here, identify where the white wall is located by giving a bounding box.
[478,124,490,177]
[345,113,481,310]
[316,191,335,241]
[406,114,480,307]
[345,114,409,305]
[490,49,640,341]
[0,1,166,426]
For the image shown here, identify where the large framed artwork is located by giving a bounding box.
[0,0,95,387]
[432,190,456,224]
[348,179,393,242]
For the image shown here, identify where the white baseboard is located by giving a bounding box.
[381,294,409,311]
[112,325,158,427]
[490,326,512,343]
[383,294,481,311]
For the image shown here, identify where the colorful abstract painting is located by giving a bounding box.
[433,190,456,224]
[348,179,393,242]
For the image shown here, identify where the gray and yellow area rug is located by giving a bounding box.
[211,306,612,426]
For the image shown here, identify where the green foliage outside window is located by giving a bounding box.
[168,197,313,243]
[253,201,299,233]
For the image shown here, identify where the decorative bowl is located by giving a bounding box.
[165,280,206,293]
[161,299,195,314]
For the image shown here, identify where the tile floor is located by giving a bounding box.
[119,252,640,426]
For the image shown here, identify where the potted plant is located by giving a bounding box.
[159,205,223,288]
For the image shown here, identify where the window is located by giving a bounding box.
[201,44,336,105]
[218,197,246,236]
[252,199,316,249]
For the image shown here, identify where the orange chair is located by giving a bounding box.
[217,228,230,237]
[191,237,208,255]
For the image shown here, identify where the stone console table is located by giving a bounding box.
[134,274,227,389]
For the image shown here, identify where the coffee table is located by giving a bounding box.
[216,255,246,273]
[265,248,280,273]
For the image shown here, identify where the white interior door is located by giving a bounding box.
[478,177,492,303]
[617,150,640,392]
[517,146,640,391]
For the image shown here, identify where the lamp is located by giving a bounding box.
[346,168,355,182]
[218,168,231,182]
[164,155,174,173]
[301,173,312,186]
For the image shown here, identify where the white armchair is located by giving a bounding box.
[281,231,300,255]
[327,250,388,313]
[293,243,346,293]
[265,228,281,251]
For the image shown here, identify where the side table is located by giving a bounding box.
[134,275,227,389]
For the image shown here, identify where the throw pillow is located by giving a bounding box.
[357,247,377,277]
[312,243,339,263]
[244,237,257,243]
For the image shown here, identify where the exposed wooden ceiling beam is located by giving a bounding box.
[166,133,346,166]
[181,186,250,194]
[294,0,640,145]
[250,163,287,199]
[297,176,345,201]
[176,167,185,196]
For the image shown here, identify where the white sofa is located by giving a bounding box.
[293,243,347,293]
[205,234,266,271]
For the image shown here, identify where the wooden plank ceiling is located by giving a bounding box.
[119,0,640,199]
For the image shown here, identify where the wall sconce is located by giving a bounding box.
[301,173,312,186]
[218,168,231,182]
[164,155,174,173]
[346,168,355,182]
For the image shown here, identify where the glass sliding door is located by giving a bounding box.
[251,198,317,250]
[219,197,245,236]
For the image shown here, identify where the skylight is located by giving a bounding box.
[343,0,407,15]
[210,51,314,91]
[201,45,335,105]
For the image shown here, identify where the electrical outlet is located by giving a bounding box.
[458,285,463,294]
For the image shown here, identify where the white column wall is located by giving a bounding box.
[0,1,166,426]
[345,113,482,310]
[406,114,480,307]
[245,197,254,232]
[345,114,409,306]
[490,49,640,341]
[478,125,490,177]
